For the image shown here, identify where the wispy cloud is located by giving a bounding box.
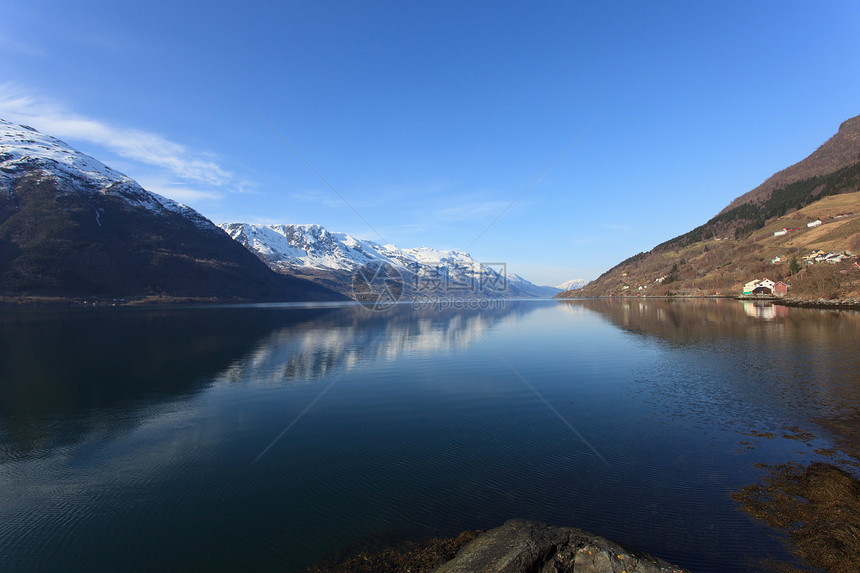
[433,199,513,223]
[136,180,225,204]
[568,237,596,246]
[289,189,345,209]
[0,83,245,203]
[0,31,45,57]
[601,222,633,232]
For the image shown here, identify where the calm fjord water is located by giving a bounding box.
[1,300,858,572]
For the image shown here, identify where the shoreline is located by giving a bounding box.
[7,292,860,310]
[307,520,690,573]
[0,294,345,308]
[773,296,860,310]
[555,293,860,310]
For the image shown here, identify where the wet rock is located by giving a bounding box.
[432,519,688,573]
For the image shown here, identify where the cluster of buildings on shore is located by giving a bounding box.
[742,278,790,296]
[750,250,858,296]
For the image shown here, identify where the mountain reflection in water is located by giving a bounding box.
[1,300,858,573]
[0,303,536,456]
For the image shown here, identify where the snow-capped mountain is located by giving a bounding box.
[0,119,342,302]
[555,278,590,291]
[0,119,213,229]
[219,222,558,298]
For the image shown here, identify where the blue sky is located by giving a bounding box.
[1,1,858,285]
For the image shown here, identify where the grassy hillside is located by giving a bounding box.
[560,115,860,301]
[559,115,860,301]
[562,190,860,299]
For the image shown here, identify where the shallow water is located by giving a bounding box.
[1,299,858,572]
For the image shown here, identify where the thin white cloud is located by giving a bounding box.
[568,237,596,246]
[0,83,241,200]
[433,200,513,222]
[0,31,45,57]
[235,215,286,226]
[137,181,225,204]
[289,189,344,209]
[601,222,633,232]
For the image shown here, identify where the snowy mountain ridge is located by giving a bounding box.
[555,278,589,291]
[0,118,343,301]
[219,222,559,298]
[0,118,557,300]
[0,119,213,229]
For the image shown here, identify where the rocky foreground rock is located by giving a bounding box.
[432,519,688,573]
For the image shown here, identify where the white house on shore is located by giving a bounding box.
[743,280,758,294]
[743,278,776,295]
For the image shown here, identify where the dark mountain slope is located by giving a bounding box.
[0,119,343,303]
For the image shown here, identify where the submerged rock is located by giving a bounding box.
[734,461,860,573]
[432,519,688,573]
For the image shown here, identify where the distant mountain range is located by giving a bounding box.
[0,119,343,303]
[0,119,557,304]
[560,114,860,299]
[554,278,589,291]
[219,222,560,298]
[8,114,856,305]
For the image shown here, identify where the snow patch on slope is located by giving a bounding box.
[219,222,557,297]
[0,119,215,229]
[219,223,393,272]
[555,278,590,291]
